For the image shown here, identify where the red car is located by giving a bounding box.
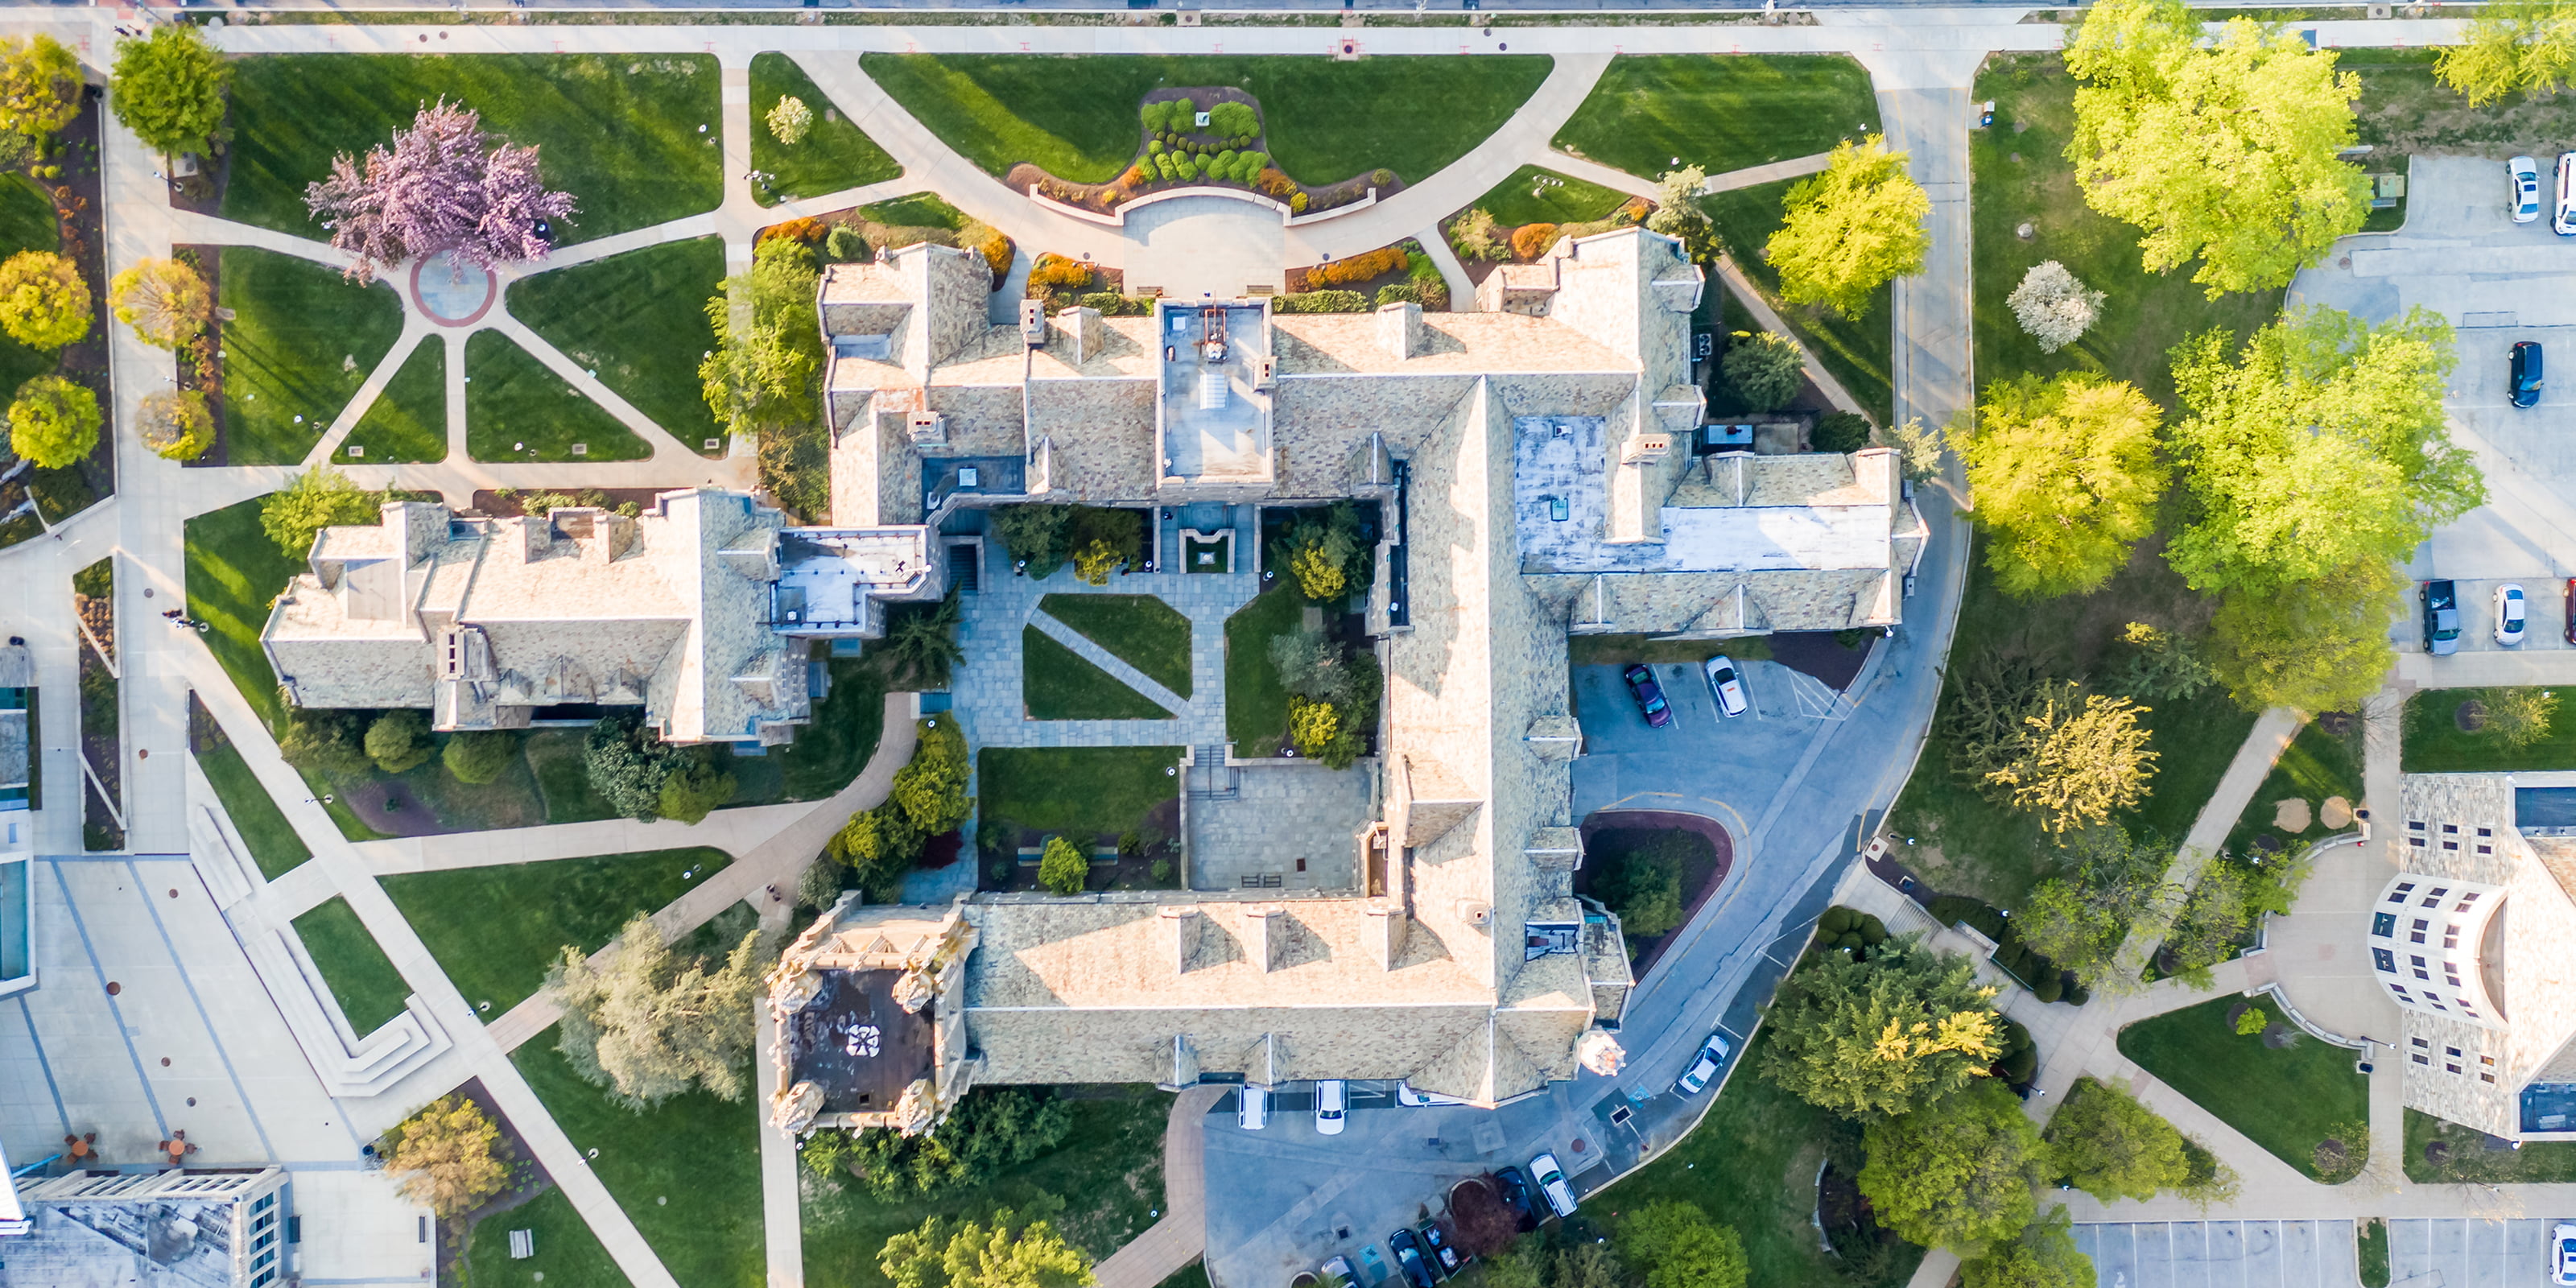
[2564,578,2576,644]
[1622,663,1674,728]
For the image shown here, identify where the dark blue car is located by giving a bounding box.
[1388,1229,1439,1288]
[1622,663,1674,728]
[2514,341,2545,409]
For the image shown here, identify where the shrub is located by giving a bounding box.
[972,230,1013,280]
[1209,101,1258,137]
[134,389,213,461]
[1372,168,1395,187]
[2008,260,2105,354]
[8,374,100,469]
[1722,331,1807,411]
[1257,169,1298,200]
[1027,254,1093,291]
[2235,1005,2268,1037]
[1077,291,1152,316]
[1288,696,1340,759]
[1305,246,1408,289]
[365,709,432,774]
[1037,836,1088,894]
[658,753,737,825]
[1153,151,1176,181]
[441,729,518,785]
[1812,411,1873,453]
[760,216,827,245]
[1290,192,1310,213]
[1141,100,1171,133]
[824,225,869,264]
[279,710,372,777]
[1509,222,1563,262]
[766,95,814,146]
[0,250,89,350]
[585,713,679,823]
[1166,97,1195,129]
[1597,840,1686,940]
[1274,289,1365,314]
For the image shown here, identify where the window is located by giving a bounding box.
[2411,836,2428,848]
[2431,886,2451,896]
[2409,822,2425,832]
[2417,968,2434,980]
[2393,881,2418,899]
[2447,1063,2462,1075]
[2413,1053,2432,1066]
[2477,827,2492,837]
[2481,1055,2496,1067]
[2447,1046,2462,1058]
[2412,918,2429,943]
[2411,955,2427,968]
[2412,1037,2429,1049]
[2482,1073,2499,1084]
[2461,892,2480,906]
[2440,842,2459,852]
[2444,933,2460,949]
[2431,998,2448,1010]
[2441,826,2458,835]
[2374,912,2397,937]
[2475,844,2493,855]
[2458,895,2480,908]
[2374,947,2397,972]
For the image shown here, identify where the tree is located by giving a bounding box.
[2044,1080,2191,1203]
[990,505,1074,579]
[2007,261,2106,354]
[832,803,924,899]
[2020,827,2176,988]
[1550,1244,1626,1288]
[0,35,80,140]
[767,94,814,145]
[2161,861,2256,985]
[700,236,822,441]
[1891,415,1946,483]
[1767,135,1930,320]
[2065,0,2368,296]
[135,389,213,461]
[2480,687,2559,747]
[262,467,384,557]
[1597,839,1686,939]
[1984,689,2159,835]
[547,911,770,1108]
[885,592,965,687]
[441,729,517,785]
[1447,1179,1521,1257]
[1960,1208,2094,1288]
[1759,940,2003,1118]
[1451,208,1509,262]
[584,713,678,823]
[8,374,100,469]
[834,1088,1073,1199]
[2437,0,2576,105]
[891,718,973,836]
[383,1096,510,1221]
[878,1210,1094,1288]
[1721,331,1805,411]
[0,250,91,350]
[110,258,213,349]
[1038,836,1087,894]
[1857,1077,2047,1253]
[365,709,432,774]
[1280,503,1368,604]
[2235,1006,2268,1037]
[1955,373,2166,598]
[2203,564,2405,713]
[305,99,579,282]
[658,753,737,824]
[1618,1200,1749,1288]
[110,24,233,159]
[1645,167,1719,262]
[2109,621,2217,703]
[1288,696,1340,761]
[279,709,372,777]
[1814,411,1872,454]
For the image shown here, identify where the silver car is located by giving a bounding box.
[1701,656,1748,717]
[1673,1032,1736,1096]
[2512,155,2544,224]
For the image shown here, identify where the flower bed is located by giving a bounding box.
[1005,87,1397,219]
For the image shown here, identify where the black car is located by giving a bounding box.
[1417,1220,1463,1276]
[2514,341,2545,409]
[2422,580,2461,656]
[1490,1166,1537,1231]
[1388,1229,1439,1288]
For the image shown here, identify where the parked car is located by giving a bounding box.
[2553,1221,2576,1287]
[2513,155,2545,222]
[1397,1082,1472,1108]
[1387,1229,1439,1288]
[2423,580,2461,656]
[1701,655,1748,717]
[2497,583,2529,646]
[1622,663,1674,728]
[1526,1152,1579,1218]
[1673,1031,1736,1096]
[1315,1080,1348,1136]
[1417,1221,1462,1276]
[1321,1257,1356,1288]
[1490,1166,1537,1231]
[1237,1085,1269,1131]
[2515,341,2546,408]
[2560,152,2576,235]
[2565,578,2576,645]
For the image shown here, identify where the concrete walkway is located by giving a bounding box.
[1094,1085,1231,1288]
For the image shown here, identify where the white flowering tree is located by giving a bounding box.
[2008,261,2106,353]
[766,95,813,145]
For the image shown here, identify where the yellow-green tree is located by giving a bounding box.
[1758,941,2002,1118]
[880,1210,1094,1288]
[1956,373,2166,598]
[384,1096,510,1220]
[1766,136,1929,320]
[8,374,99,469]
[2066,0,2369,296]
[0,35,80,140]
[2437,0,2576,105]
[0,250,91,351]
[110,258,213,350]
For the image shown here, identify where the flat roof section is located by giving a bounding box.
[1158,303,1271,482]
[785,967,936,1117]
[1514,416,1893,574]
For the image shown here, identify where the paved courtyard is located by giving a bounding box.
[1187,760,1373,892]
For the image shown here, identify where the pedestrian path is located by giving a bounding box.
[1094,1085,1229,1288]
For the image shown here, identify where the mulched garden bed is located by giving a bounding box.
[471,486,671,518]
[439,1077,555,1288]
[1573,811,1733,976]
[1005,86,1396,221]
[0,88,118,546]
[175,243,229,466]
[980,797,1183,894]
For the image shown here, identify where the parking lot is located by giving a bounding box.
[2072,1220,2361,1287]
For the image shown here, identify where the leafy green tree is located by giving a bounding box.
[1858,1077,2048,1253]
[1038,836,1087,894]
[2020,827,2176,988]
[1985,689,2159,836]
[1721,330,1806,411]
[1956,374,2167,598]
[1645,167,1719,262]
[547,911,770,1109]
[658,753,737,824]
[1597,840,1686,940]
[2203,564,2404,713]
[279,709,372,777]
[440,730,518,785]
[992,505,1075,580]
[2235,1006,2269,1037]
[1288,696,1340,760]
[2437,0,2576,105]
[2044,1080,2191,1203]
[834,1088,1074,1198]
[1281,502,1368,603]
[879,1209,1093,1288]
[2161,861,2256,985]
[832,803,923,899]
[8,374,100,469]
[383,1096,510,1222]
[0,35,81,139]
[891,717,972,836]
[702,238,822,509]
[110,24,233,159]
[262,467,383,557]
[1960,1208,2094,1288]
[1759,940,2003,1118]
[584,712,678,823]
[2065,0,2369,295]
[885,592,965,687]
[1618,1200,1749,1288]
[0,251,90,350]
[365,710,432,774]
[1767,135,1929,320]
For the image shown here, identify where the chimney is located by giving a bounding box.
[1242,904,1286,972]
[1363,898,1410,971]
[1055,306,1105,364]
[1378,300,1424,360]
[1162,906,1203,974]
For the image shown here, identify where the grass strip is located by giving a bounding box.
[291,895,412,1034]
[186,497,307,731]
[978,745,1183,840]
[336,340,447,464]
[1222,586,1302,753]
[0,174,57,397]
[1039,593,1193,698]
[1702,179,1893,427]
[1022,627,1171,720]
[193,731,311,880]
[1463,163,1630,227]
[1554,54,1880,182]
[384,847,732,1018]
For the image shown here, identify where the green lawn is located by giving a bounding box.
[0,174,59,398]
[292,896,412,1034]
[2118,995,2370,1180]
[383,847,731,1017]
[464,330,652,462]
[803,1086,1172,1288]
[1022,628,1171,720]
[2403,1108,2576,1183]
[858,192,967,232]
[1465,164,1629,228]
[2403,687,2576,772]
[466,1186,629,1288]
[222,53,722,246]
[1703,178,1893,427]
[1602,1028,1922,1288]
[506,237,725,455]
[514,1035,763,1288]
[219,247,407,465]
[192,726,312,880]
[1039,593,1193,698]
[1223,587,1303,753]
[779,659,890,799]
[1972,56,2285,410]
[857,54,1554,185]
[336,340,447,464]
[1554,55,1880,182]
[751,52,902,205]
[2223,717,2365,859]
[978,745,1183,839]
[186,496,308,732]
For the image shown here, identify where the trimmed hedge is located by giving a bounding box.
[1305,245,1408,289]
[1272,290,1368,314]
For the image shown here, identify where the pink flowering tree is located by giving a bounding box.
[303,100,577,282]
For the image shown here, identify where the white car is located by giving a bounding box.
[1397,1082,1473,1107]
[1701,655,1748,717]
[2512,155,2545,223]
[1237,1085,1269,1130]
[1672,1032,1736,1096]
[1526,1152,1578,1218]
[2554,1221,2576,1287]
[2497,583,2529,646]
[1314,1080,1347,1135]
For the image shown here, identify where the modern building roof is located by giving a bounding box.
[0,1166,289,1288]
